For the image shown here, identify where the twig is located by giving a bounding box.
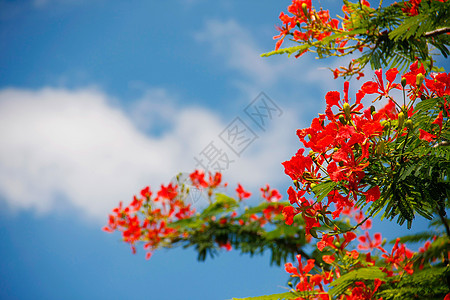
[424,27,450,38]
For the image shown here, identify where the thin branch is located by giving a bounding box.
[424,27,450,38]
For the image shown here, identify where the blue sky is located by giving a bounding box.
[0,1,446,299]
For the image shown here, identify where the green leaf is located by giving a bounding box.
[388,231,437,244]
[312,181,338,203]
[329,267,387,297]
[200,193,238,218]
[377,266,450,299]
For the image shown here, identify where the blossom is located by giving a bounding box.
[365,186,380,203]
[419,129,437,142]
[358,68,400,99]
[355,210,372,230]
[317,234,334,251]
[282,206,299,225]
[383,238,414,274]
[357,232,383,251]
[140,186,152,198]
[236,183,251,200]
[260,184,282,202]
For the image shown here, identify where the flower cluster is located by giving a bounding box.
[104,170,287,258]
[274,0,341,51]
[284,207,441,299]
[103,182,196,260]
[273,0,371,78]
[272,0,449,79]
[282,61,449,237]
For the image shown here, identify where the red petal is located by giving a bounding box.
[325,91,341,108]
[360,81,379,94]
[385,68,399,83]
[419,129,436,142]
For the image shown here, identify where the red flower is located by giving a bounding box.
[360,81,378,94]
[285,254,318,292]
[282,148,315,183]
[317,234,335,251]
[287,186,306,205]
[236,183,251,200]
[346,249,359,259]
[359,68,400,98]
[322,254,335,264]
[260,184,282,202]
[419,129,437,142]
[383,238,415,274]
[355,210,372,230]
[325,91,341,108]
[189,170,208,188]
[206,172,223,189]
[282,206,299,225]
[358,232,383,251]
[157,183,178,201]
[342,232,357,248]
[365,186,380,203]
[140,186,152,198]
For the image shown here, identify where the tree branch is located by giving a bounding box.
[424,27,450,38]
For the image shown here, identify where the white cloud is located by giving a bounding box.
[0,87,298,222]
[0,20,348,224]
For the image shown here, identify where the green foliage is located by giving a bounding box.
[377,266,450,299]
[168,199,311,265]
[312,181,338,203]
[364,95,450,228]
[329,267,387,297]
[201,193,239,217]
[413,236,450,268]
[389,231,439,244]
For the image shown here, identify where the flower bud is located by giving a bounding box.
[370,105,376,114]
[343,102,351,118]
[401,77,407,88]
[339,114,347,125]
[310,228,318,238]
[398,111,405,129]
[405,119,413,131]
[302,3,308,18]
[376,140,385,155]
[416,73,424,87]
